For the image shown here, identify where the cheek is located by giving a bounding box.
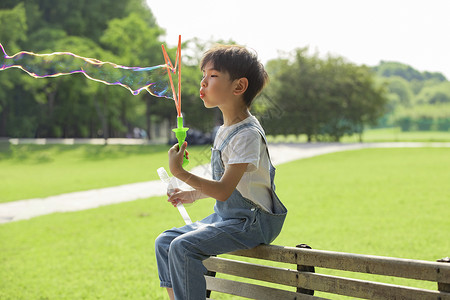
[210,82,230,96]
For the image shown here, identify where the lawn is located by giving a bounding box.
[267,127,450,143]
[276,147,450,259]
[0,143,211,203]
[341,127,450,143]
[0,147,449,299]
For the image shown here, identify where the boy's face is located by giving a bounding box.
[200,62,235,109]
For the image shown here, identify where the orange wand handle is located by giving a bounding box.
[162,36,188,166]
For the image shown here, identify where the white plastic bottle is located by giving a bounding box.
[157,167,192,225]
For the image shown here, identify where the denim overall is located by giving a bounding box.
[155,122,287,300]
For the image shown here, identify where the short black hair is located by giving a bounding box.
[200,45,269,107]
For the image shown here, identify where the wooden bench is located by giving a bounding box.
[203,244,450,299]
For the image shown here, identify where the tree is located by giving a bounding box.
[374,61,450,131]
[373,61,447,82]
[100,11,165,138]
[260,48,388,142]
[0,0,167,138]
[0,3,28,136]
[386,77,413,107]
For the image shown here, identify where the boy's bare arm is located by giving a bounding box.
[175,163,247,202]
[168,142,247,202]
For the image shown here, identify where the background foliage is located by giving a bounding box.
[373,61,450,132]
[0,1,448,141]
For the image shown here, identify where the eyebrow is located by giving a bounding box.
[202,67,219,72]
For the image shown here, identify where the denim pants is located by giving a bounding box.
[154,122,287,300]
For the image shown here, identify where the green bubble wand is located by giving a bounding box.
[161,35,189,167]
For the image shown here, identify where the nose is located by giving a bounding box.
[201,77,207,87]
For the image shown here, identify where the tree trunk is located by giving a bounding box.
[146,95,152,140]
[0,105,7,137]
[93,96,108,142]
[103,96,108,142]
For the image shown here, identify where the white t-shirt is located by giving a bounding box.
[213,115,273,212]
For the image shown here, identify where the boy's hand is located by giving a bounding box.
[167,189,197,207]
[168,141,188,176]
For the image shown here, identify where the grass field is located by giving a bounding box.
[0,147,449,299]
[0,143,211,203]
[2,128,449,203]
[267,127,450,143]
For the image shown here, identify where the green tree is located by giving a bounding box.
[415,81,450,105]
[0,3,28,136]
[100,11,165,138]
[262,48,388,142]
[0,0,167,138]
[386,76,413,107]
[374,61,450,131]
[373,61,447,82]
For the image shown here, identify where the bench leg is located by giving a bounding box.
[205,269,216,298]
[296,244,315,295]
[437,257,450,292]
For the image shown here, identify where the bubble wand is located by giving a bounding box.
[159,36,193,224]
[161,35,189,167]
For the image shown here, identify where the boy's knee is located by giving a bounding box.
[168,235,187,255]
[155,232,172,252]
[169,235,200,260]
[169,235,207,261]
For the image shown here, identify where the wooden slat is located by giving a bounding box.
[205,276,326,300]
[229,245,450,284]
[203,257,297,286]
[203,257,450,300]
[307,272,450,300]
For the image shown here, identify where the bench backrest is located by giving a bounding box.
[203,244,450,299]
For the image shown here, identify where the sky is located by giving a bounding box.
[146,0,450,79]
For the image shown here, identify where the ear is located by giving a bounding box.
[233,78,248,96]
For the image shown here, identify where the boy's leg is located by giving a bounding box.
[155,225,199,290]
[168,220,262,300]
[166,288,175,300]
[155,230,178,289]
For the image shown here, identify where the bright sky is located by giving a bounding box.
[146,0,450,80]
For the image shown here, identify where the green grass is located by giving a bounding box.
[274,147,450,298]
[276,147,450,258]
[0,143,211,203]
[267,127,450,143]
[1,148,449,299]
[341,127,450,143]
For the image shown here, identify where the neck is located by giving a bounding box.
[220,102,251,126]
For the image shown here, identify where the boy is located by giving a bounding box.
[155,45,287,300]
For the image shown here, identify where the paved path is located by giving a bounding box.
[1,142,448,223]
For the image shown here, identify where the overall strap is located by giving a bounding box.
[218,123,263,151]
[217,122,274,167]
